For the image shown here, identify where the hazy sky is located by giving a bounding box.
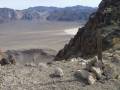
[0,0,102,10]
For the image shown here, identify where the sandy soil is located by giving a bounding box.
[0,21,82,51]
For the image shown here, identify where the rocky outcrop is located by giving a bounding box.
[0,48,57,65]
[5,49,57,64]
[55,0,120,60]
[0,8,16,23]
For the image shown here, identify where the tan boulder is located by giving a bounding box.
[53,67,64,77]
[91,67,102,79]
[86,56,98,70]
[76,70,96,85]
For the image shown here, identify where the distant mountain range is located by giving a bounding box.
[0,5,96,23]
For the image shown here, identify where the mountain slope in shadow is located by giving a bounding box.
[55,0,120,60]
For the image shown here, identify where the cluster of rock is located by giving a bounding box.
[0,51,120,90]
[55,0,120,60]
[22,52,120,85]
[75,55,119,85]
[22,49,120,84]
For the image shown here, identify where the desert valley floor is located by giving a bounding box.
[0,21,82,51]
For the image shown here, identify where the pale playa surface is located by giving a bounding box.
[0,21,82,51]
[64,28,79,35]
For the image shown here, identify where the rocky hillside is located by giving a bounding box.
[55,0,120,60]
[0,49,57,65]
[0,50,120,90]
[0,6,96,23]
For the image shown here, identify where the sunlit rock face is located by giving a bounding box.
[0,6,96,23]
[55,0,120,60]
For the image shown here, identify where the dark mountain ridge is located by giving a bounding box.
[0,5,96,23]
[55,0,120,60]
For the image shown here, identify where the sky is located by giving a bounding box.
[0,0,102,10]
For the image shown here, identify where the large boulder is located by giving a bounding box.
[53,67,64,77]
[91,67,102,79]
[0,58,10,65]
[0,53,16,66]
[86,56,98,70]
[76,70,96,85]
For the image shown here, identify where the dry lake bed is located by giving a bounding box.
[0,21,83,51]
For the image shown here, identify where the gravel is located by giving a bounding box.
[0,51,120,90]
